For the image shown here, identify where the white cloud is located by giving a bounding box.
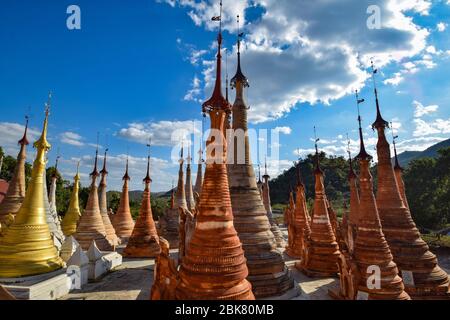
[0,122,41,157]
[413,118,450,137]
[437,22,447,32]
[184,76,202,102]
[273,126,292,135]
[60,132,85,147]
[161,0,431,123]
[384,72,404,86]
[413,100,439,118]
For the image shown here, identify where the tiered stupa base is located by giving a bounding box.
[299,239,340,278]
[158,208,179,249]
[270,224,286,249]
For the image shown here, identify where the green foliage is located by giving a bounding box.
[0,147,32,183]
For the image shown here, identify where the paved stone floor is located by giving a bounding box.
[59,229,449,301]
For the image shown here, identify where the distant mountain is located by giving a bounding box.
[396,138,450,167]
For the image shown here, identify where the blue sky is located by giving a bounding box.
[1,0,449,192]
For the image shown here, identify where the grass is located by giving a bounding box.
[422,234,450,248]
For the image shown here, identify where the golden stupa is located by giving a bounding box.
[0,100,64,278]
[61,162,81,236]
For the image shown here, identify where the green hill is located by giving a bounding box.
[396,138,450,167]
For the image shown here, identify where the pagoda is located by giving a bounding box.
[111,158,135,242]
[370,62,450,298]
[227,15,295,299]
[352,106,410,300]
[300,134,340,277]
[0,102,64,277]
[47,153,65,247]
[0,117,29,223]
[193,147,204,198]
[61,162,81,236]
[346,140,360,254]
[176,3,254,299]
[98,150,120,247]
[286,164,311,260]
[261,161,286,248]
[391,133,409,210]
[285,189,295,248]
[73,148,112,251]
[124,151,161,258]
[158,185,179,249]
[185,149,196,213]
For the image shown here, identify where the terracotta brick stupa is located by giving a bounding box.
[0,117,29,223]
[227,15,295,299]
[370,63,450,299]
[158,187,179,250]
[176,6,254,299]
[73,149,112,251]
[346,148,360,254]
[98,150,120,247]
[392,135,410,210]
[285,190,295,248]
[124,153,160,258]
[300,139,340,277]
[193,148,204,198]
[286,164,311,260]
[261,162,286,249]
[111,158,135,242]
[353,107,410,300]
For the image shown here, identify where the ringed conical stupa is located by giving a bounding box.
[346,140,360,254]
[227,15,295,299]
[47,153,65,247]
[73,148,112,251]
[0,101,64,278]
[0,117,29,223]
[300,133,340,277]
[158,184,179,250]
[98,150,120,247]
[185,148,196,213]
[370,62,450,299]
[261,162,286,249]
[176,4,254,299]
[61,162,81,236]
[353,96,410,300]
[193,147,204,198]
[285,189,295,249]
[111,158,135,242]
[286,164,311,260]
[124,150,161,258]
[391,132,410,210]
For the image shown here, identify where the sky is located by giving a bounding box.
[0,0,449,192]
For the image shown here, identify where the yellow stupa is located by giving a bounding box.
[61,162,81,236]
[0,100,64,278]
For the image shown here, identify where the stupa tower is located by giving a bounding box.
[0,102,64,277]
[124,145,161,258]
[346,130,360,254]
[111,157,135,242]
[256,164,263,196]
[48,150,60,215]
[370,62,449,298]
[0,116,29,222]
[176,2,254,300]
[226,14,295,299]
[98,149,120,247]
[193,145,204,197]
[61,162,81,236]
[286,163,311,259]
[391,129,409,210]
[353,103,410,300]
[185,148,196,213]
[73,147,112,251]
[262,160,286,248]
[158,180,179,249]
[300,129,340,277]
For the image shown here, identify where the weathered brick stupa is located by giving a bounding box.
[370,63,450,299]
[98,150,120,247]
[0,103,64,278]
[73,148,112,251]
[300,137,340,277]
[185,149,196,214]
[286,164,311,260]
[391,133,410,210]
[193,148,204,198]
[261,162,286,249]
[47,155,65,247]
[158,186,179,249]
[176,4,254,299]
[353,106,410,300]
[346,146,360,254]
[227,15,295,299]
[61,163,81,236]
[285,190,295,249]
[111,158,135,242]
[124,152,161,258]
[0,117,29,223]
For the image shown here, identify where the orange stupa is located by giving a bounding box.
[300,137,340,277]
[353,105,410,300]
[124,152,161,258]
[111,158,135,242]
[392,135,410,210]
[73,148,112,251]
[370,62,449,299]
[98,150,120,247]
[346,147,360,254]
[176,4,254,299]
[158,186,179,250]
[285,189,295,249]
[0,117,29,223]
[286,164,311,260]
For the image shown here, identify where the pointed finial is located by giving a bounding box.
[296,159,304,187]
[370,60,389,130]
[123,155,130,181]
[355,90,372,161]
[74,160,81,181]
[90,136,100,178]
[257,163,262,184]
[19,115,30,146]
[100,148,109,176]
[390,122,403,171]
[34,95,52,152]
[144,138,152,184]
[52,147,61,178]
[179,140,184,165]
[263,155,270,179]
[45,91,52,117]
[313,126,323,174]
[347,133,356,179]
[231,14,249,89]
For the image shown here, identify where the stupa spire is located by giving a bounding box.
[371,63,450,298]
[49,149,60,215]
[346,135,359,250]
[314,126,323,174]
[176,0,255,300]
[185,144,196,213]
[124,142,160,258]
[390,129,409,210]
[176,143,187,210]
[0,100,64,277]
[61,162,81,236]
[0,116,30,222]
[370,61,389,130]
